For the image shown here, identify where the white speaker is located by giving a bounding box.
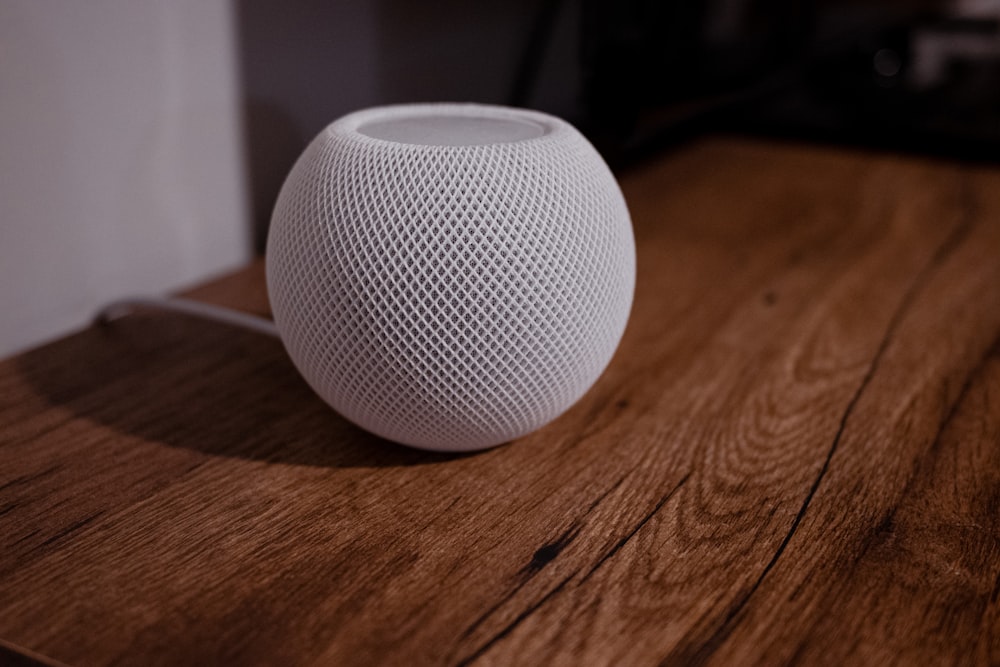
[266,103,635,452]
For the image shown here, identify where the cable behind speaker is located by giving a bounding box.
[96,297,280,338]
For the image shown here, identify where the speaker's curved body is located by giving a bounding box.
[266,103,635,451]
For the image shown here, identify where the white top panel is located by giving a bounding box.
[358,112,547,146]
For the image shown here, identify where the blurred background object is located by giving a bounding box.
[238,0,1000,247]
[1,0,997,358]
[578,0,1000,162]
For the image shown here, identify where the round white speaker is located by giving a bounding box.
[266,103,635,452]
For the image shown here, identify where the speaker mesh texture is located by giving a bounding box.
[266,104,635,451]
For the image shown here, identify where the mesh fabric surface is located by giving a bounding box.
[266,104,635,451]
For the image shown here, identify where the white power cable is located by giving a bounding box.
[96,297,280,338]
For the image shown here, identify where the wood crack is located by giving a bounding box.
[457,571,577,666]
[518,524,582,579]
[33,512,104,552]
[458,475,627,643]
[875,331,1000,546]
[579,472,689,585]
[926,333,1000,457]
[666,172,977,666]
[0,465,61,494]
[456,473,688,664]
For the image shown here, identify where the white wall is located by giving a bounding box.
[0,1,250,358]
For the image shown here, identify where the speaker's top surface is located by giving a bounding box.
[340,104,559,147]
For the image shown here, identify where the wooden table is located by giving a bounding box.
[2,137,998,666]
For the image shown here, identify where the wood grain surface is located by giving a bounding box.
[1,137,999,666]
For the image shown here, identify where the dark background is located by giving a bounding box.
[239,0,1000,249]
